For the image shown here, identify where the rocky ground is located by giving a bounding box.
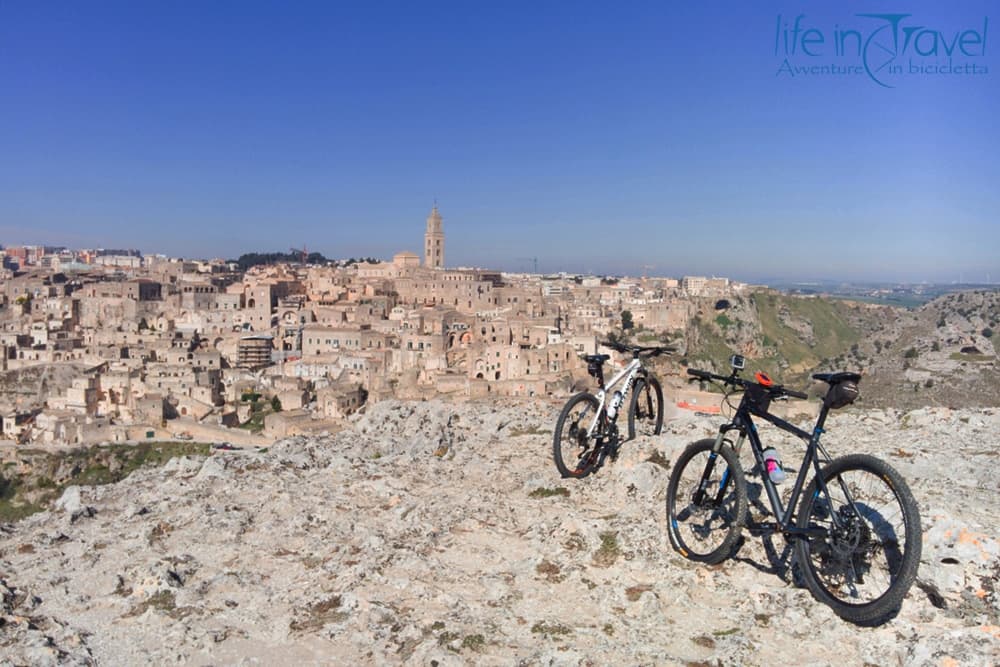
[2,398,998,666]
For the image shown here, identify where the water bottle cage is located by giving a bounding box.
[606,391,624,418]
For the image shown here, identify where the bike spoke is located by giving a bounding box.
[666,442,746,563]
[553,393,605,478]
[801,465,912,607]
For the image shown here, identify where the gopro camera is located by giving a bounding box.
[730,354,745,371]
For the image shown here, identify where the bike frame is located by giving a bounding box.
[704,391,849,539]
[586,357,645,436]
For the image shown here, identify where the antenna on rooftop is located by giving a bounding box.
[515,257,539,273]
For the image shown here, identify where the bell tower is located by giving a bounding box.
[424,204,444,269]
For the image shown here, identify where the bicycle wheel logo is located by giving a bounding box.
[859,13,909,88]
[863,25,899,87]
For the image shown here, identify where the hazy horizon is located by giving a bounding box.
[10,239,1000,288]
[2,1,997,284]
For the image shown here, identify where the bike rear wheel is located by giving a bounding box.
[628,375,664,439]
[553,392,604,478]
[794,454,922,625]
[666,439,747,564]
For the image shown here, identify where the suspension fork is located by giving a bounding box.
[693,425,739,505]
[634,367,651,411]
[713,429,750,504]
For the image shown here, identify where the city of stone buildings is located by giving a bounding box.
[0,207,745,445]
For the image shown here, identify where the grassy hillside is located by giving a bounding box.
[755,292,861,372]
[1,441,212,521]
[686,291,863,385]
[681,288,1000,408]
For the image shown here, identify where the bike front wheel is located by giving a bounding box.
[794,454,922,625]
[552,392,604,478]
[666,438,747,564]
[628,375,664,439]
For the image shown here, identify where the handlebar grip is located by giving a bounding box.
[687,368,712,380]
[784,388,808,400]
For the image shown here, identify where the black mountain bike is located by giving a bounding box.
[552,342,671,478]
[665,355,921,625]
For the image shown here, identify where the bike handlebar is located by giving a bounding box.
[686,367,808,400]
[686,368,740,384]
[600,341,676,357]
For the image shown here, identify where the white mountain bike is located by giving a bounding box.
[552,341,673,478]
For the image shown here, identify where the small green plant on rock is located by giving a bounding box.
[531,621,572,638]
[529,486,569,499]
[461,634,486,651]
[509,425,551,437]
[713,627,741,637]
[127,590,194,620]
[593,531,621,567]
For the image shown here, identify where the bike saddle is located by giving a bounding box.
[583,354,610,364]
[812,371,862,385]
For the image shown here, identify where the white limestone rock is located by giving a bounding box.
[2,399,998,665]
[53,486,82,515]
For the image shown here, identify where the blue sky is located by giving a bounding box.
[0,1,997,282]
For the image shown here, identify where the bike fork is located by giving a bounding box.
[693,430,730,504]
